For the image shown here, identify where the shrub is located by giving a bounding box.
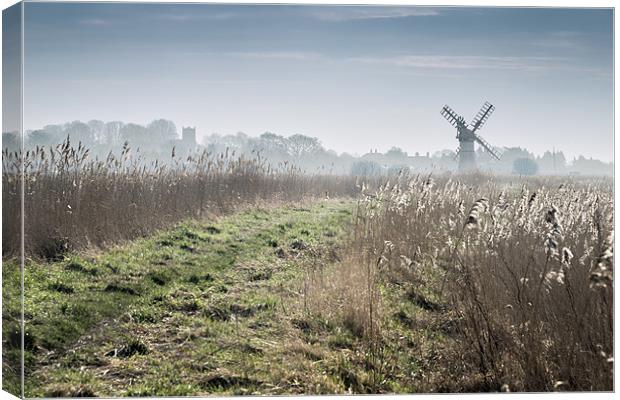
[351,160,383,177]
[513,157,539,175]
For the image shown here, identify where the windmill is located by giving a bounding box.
[440,101,502,172]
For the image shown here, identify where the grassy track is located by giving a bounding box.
[15,200,352,396]
[5,199,458,397]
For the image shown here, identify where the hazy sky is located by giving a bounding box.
[19,3,613,160]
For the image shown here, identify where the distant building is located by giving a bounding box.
[168,126,198,157]
[182,127,196,146]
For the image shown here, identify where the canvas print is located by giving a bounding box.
[1,1,614,397]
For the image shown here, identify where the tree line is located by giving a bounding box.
[2,119,613,176]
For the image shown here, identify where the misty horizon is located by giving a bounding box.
[8,4,613,162]
[6,116,612,177]
[11,117,615,163]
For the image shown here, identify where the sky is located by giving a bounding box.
[10,3,615,160]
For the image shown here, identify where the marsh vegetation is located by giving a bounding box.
[2,141,613,396]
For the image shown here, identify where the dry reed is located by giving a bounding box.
[2,139,361,258]
[308,172,613,391]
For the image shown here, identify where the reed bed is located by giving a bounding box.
[307,174,613,391]
[2,139,361,258]
[3,138,613,392]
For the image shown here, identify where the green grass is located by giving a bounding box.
[14,200,355,397]
[2,253,22,396]
[6,199,458,396]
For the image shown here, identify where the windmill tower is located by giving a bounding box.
[440,101,502,172]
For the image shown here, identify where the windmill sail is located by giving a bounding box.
[440,105,462,127]
[470,102,495,132]
[474,134,502,160]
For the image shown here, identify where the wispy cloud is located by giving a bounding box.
[350,53,610,79]
[224,51,322,61]
[179,50,323,61]
[181,50,608,78]
[532,31,584,49]
[79,18,108,26]
[76,11,238,28]
[352,54,568,72]
[154,12,238,22]
[314,7,440,22]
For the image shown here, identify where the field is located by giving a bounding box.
[2,143,614,396]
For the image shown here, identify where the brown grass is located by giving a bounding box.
[2,139,362,258]
[305,173,613,392]
[3,138,613,392]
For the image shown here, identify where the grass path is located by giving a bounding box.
[5,199,459,397]
[19,200,356,396]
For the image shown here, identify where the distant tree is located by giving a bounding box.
[2,132,20,151]
[339,152,355,161]
[226,132,249,151]
[501,147,535,165]
[42,124,64,138]
[28,130,56,147]
[513,158,539,176]
[287,134,323,158]
[332,152,356,174]
[26,124,65,147]
[537,150,567,175]
[386,147,408,158]
[256,132,287,158]
[259,132,281,142]
[387,164,411,176]
[147,119,177,143]
[64,121,94,145]
[351,160,382,176]
[103,121,125,145]
[120,123,149,147]
[201,133,221,147]
[570,156,613,176]
[87,120,106,143]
